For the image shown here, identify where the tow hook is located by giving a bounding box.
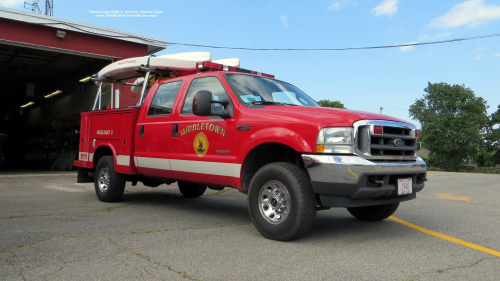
[417,176,428,182]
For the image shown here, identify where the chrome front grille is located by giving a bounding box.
[354,120,418,160]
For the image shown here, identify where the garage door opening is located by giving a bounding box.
[0,43,112,170]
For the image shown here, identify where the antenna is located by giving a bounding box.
[24,0,53,16]
[250,39,255,105]
[24,0,42,14]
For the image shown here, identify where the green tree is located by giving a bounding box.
[487,105,500,145]
[488,105,500,164]
[317,99,345,109]
[409,82,490,169]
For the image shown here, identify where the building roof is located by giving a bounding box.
[0,6,168,54]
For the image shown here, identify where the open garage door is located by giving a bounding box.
[0,43,113,170]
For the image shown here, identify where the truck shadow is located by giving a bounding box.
[118,190,251,222]
[301,211,408,242]
[114,190,404,242]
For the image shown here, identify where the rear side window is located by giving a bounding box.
[182,76,231,115]
[147,81,183,116]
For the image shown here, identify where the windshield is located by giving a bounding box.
[224,74,320,107]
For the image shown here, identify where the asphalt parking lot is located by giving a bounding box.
[1,171,499,281]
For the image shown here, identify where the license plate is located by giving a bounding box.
[398,178,412,195]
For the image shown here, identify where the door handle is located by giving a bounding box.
[172,124,178,137]
[139,126,144,137]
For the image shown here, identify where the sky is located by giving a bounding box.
[2,0,500,126]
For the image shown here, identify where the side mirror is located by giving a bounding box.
[193,90,212,116]
[193,90,232,118]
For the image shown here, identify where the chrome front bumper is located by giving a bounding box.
[301,154,427,207]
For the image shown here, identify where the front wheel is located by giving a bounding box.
[248,162,317,241]
[347,203,399,221]
[94,156,126,202]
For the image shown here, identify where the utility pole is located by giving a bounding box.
[380,107,383,114]
[45,0,54,16]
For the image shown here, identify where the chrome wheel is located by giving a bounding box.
[258,180,291,225]
[98,166,110,192]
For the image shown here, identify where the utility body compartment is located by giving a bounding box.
[74,108,140,174]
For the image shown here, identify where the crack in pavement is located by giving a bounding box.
[106,236,197,280]
[440,257,499,272]
[1,195,181,219]
[0,222,251,255]
[410,257,499,280]
[143,267,162,281]
[2,243,127,280]
[8,250,27,281]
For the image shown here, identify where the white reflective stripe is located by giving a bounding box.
[135,157,171,170]
[116,155,130,166]
[133,157,241,178]
[170,159,241,178]
[89,153,93,161]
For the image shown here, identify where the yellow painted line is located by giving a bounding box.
[431,193,471,201]
[389,216,500,258]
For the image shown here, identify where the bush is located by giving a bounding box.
[485,161,495,167]
[476,151,495,167]
[494,150,500,165]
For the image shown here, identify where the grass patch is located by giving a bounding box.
[207,188,232,196]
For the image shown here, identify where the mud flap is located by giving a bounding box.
[77,167,93,183]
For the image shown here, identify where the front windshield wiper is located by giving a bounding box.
[250,101,299,106]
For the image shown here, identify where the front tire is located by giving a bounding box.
[94,156,126,202]
[248,162,317,241]
[178,181,207,198]
[347,203,399,221]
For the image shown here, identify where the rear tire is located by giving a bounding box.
[347,203,399,221]
[178,181,207,198]
[94,156,126,202]
[248,162,317,241]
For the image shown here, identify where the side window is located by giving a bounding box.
[182,76,231,114]
[147,81,183,116]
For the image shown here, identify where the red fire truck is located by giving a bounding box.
[75,53,427,241]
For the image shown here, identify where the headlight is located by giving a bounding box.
[316,127,354,154]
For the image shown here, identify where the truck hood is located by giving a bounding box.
[258,106,412,127]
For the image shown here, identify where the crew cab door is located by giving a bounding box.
[171,75,238,187]
[134,79,184,178]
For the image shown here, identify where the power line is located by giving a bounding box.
[167,33,500,51]
[29,20,500,52]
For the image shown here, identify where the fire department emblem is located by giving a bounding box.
[193,132,209,157]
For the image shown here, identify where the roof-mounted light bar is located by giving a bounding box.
[197,61,275,78]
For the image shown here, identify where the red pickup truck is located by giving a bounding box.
[75,57,426,241]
